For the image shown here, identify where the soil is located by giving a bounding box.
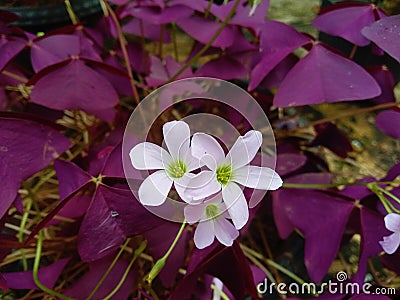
[1,0,62,7]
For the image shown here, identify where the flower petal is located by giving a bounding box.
[174,173,202,204]
[384,213,400,233]
[163,120,190,160]
[184,203,207,224]
[194,220,215,249]
[129,142,171,170]
[222,182,249,230]
[234,165,283,190]
[138,170,173,206]
[183,170,221,202]
[191,133,225,167]
[214,217,239,247]
[379,232,400,255]
[225,130,262,169]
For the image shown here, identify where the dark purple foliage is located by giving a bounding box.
[376,110,400,139]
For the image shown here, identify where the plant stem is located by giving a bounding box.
[86,238,132,300]
[33,230,74,300]
[282,181,398,190]
[146,220,187,285]
[167,0,240,83]
[64,0,78,25]
[103,240,147,300]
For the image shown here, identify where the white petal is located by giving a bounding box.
[222,182,249,230]
[214,217,239,247]
[184,203,207,224]
[379,233,400,255]
[384,213,400,233]
[225,130,262,169]
[183,170,221,201]
[129,142,172,170]
[191,133,225,167]
[163,120,190,160]
[234,165,283,190]
[175,173,202,204]
[138,170,173,206]
[194,220,215,249]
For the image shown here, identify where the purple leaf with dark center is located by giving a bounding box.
[274,43,381,107]
[78,184,163,261]
[249,21,311,90]
[171,242,259,299]
[0,36,27,72]
[353,207,390,284]
[313,4,386,46]
[362,15,400,63]
[376,110,400,139]
[122,4,193,24]
[176,15,235,48]
[2,258,69,290]
[30,34,80,72]
[0,117,70,219]
[260,53,299,89]
[311,122,353,158]
[29,59,118,121]
[64,256,135,299]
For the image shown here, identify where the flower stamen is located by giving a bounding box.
[205,204,220,220]
[216,165,232,185]
[167,160,187,178]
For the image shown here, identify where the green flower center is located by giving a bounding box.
[205,204,220,220]
[216,165,232,185]
[167,160,187,179]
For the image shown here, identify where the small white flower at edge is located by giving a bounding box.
[380,213,400,255]
[184,195,239,249]
[184,130,283,230]
[129,120,200,206]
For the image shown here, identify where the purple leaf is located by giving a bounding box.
[0,36,27,72]
[30,34,80,72]
[64,256,135,299]
[176,15,235,48]
[3,258,69,290]
[123,18,171,42]
[275,153,307,176]
[313,4,386,46]
[0,117,70,219]
[195,56,247,80]
[249,21,311,90]
[30,59,118,120]
[353,207,390,284]
[274,43,381,107]
[362,15,400,63]
[367,66,395,104]
[230,0,270,33]
[78,184,163,261]
[259,53,299,89]
[54,159,92,201]
[376,110,400,139]
[123,4,193,24]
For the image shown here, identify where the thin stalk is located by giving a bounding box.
[64,0,79,25]
[33,230,74,300]
[86,238,132,300]
[167,0,241,83]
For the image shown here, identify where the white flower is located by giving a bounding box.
[380,213,400,255]
[184,195,239,249]
[129,120,200,206]
[185,130,283,229]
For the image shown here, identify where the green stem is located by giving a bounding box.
[146,220,187,285]
[33,230,74,300]
[86,238,131,300]
[282,181,398,190]
[103,241,147,300]
[167,0,240,83]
